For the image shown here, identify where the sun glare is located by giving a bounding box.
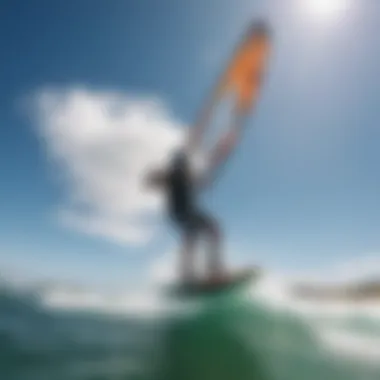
[304,0,349,19]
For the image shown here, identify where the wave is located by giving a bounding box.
[248,274,380,365]
[3,267,380,368]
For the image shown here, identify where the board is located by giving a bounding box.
[167,267,260,298]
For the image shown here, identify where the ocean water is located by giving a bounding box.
[1,276,380,380]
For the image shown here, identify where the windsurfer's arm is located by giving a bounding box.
[145,169,167,189]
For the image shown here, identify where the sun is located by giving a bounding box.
[304,0,349,19]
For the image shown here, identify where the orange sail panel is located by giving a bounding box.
[217,23,271,113]
[187,20,272,159]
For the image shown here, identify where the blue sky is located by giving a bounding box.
[1,0,380,288]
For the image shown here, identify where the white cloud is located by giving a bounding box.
[33,86,184,245]
[147,248,178,284]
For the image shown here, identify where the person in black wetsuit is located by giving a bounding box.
[146,132,237,283]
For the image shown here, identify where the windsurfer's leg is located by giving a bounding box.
[197,211,224,279]
[178,223,197,283]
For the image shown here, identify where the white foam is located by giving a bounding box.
[248,272,380,365]
[40,286,197,319]
[319,326,380,364]
[248,270,380,321]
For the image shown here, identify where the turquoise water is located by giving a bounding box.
[1,283,379,380]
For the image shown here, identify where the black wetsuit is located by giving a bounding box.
[164,152,221,277]
[166,153,211,235]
